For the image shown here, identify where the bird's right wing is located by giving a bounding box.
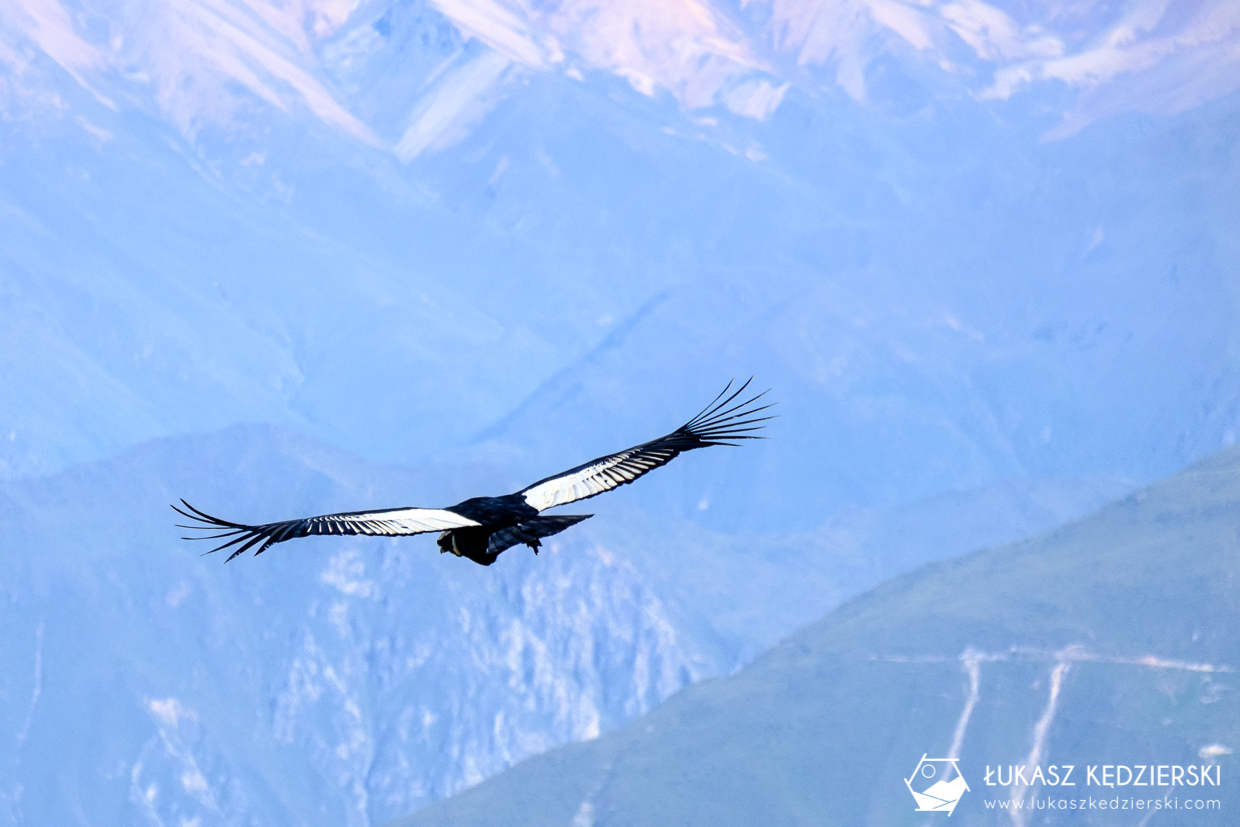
[518,379,772,512]
[173,500,480,562]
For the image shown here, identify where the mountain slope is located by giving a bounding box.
[397,444,1240,826]
[3,73,1237,531]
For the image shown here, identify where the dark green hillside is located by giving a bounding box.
[395,446,1240,826]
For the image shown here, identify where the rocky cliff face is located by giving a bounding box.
[398,445,1240,827]
[0,427,717,825]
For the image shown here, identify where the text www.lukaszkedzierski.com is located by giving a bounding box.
[984,796,1220,811]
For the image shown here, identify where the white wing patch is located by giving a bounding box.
[173,501,482,562]
[521,450,670,511]
[309,507,480,536]
[517,379,771,513]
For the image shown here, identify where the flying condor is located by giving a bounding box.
[174,380,772,566]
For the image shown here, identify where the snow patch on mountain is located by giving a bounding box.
[395,44,514,160]
[6,0,1236,150]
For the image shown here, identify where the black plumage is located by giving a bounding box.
[174,379,772,565]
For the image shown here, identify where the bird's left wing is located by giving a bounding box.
[173,500,480,562]
[518,379,772,512]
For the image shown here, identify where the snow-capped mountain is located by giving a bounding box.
[5,0,1238,149]
[1,0,1238,506]
[2,17,1238,514]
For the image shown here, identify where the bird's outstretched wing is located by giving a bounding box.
[518,378,773,512]
[173,500,480,562]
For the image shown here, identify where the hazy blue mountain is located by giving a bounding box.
[0,424,1127,825]
[396,444,1240,827]
[0,2,1237,536]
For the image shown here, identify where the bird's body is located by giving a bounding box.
[175,380,771,565]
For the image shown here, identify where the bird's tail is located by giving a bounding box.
[487,514,592,556]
